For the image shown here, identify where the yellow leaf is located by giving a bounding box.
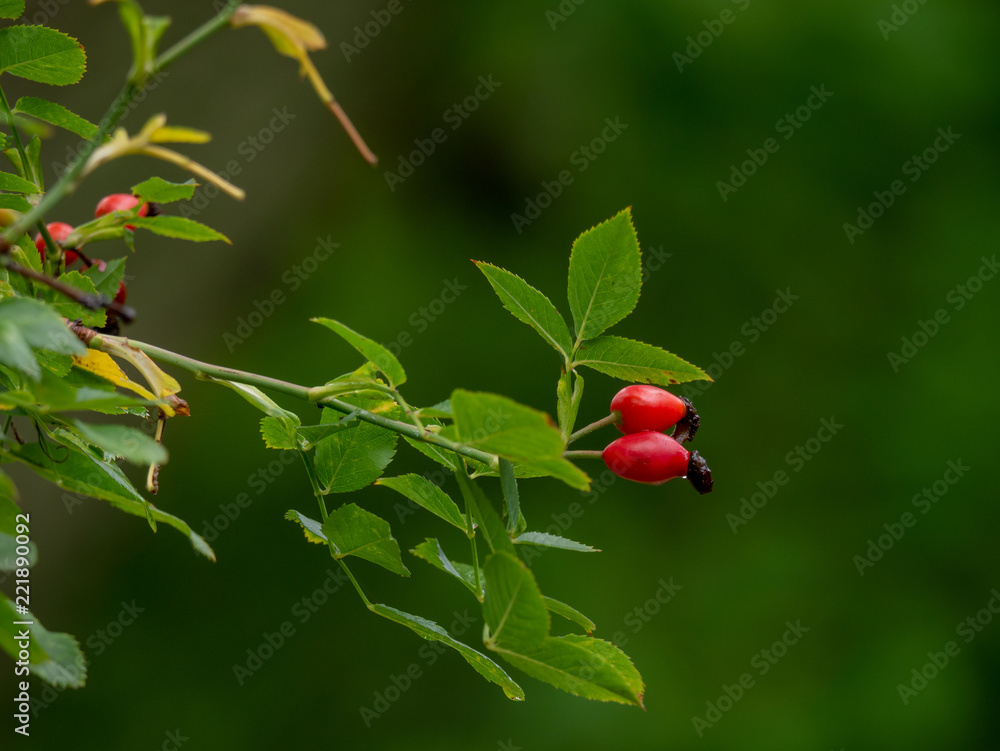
[231,5,327,55]
[72,350,157,401]
[150,126,212,144]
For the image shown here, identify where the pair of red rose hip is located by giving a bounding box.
[33,193,151,306]
[602,385,713,494]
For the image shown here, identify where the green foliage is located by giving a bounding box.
[320,503,410,577]
[0,26,86,85]
[0,1,711,711]
[13,96,97,139]
[131,176,197,204]
[129,215,230,243]
[567,209,642,341]
[312,317,407,388]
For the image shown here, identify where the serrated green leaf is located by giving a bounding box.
[129,215,230,243]
[72,420,166,466]
[451,390,589,490]
[312,317,406,388]
[543,596,596,635]
[483,551,549,650]
[556,370,584,441]
[48,271,106,328]
[4,442,214,561]
[0,1,24,20]
[315,396,399,493]
[0,193,31,211]
[260,416,297,450]
[492,634,644,707]
[201,376,300,423]
[567,209,642,341]
[284,509,326,545]
[82,257,125,300]
[0,25,86,85]
[0,297,85,355]
[0,169,39,192]
[0,595,86,689]
[0,318,38,379]
[514,531,598,553]
[410,538,480,597]
[375,474,466,530]
[574,335,710,386]
[321,503,409,576]
[415,399,452,419]
[13,96,97,139]
[370,603,524,700]
[131,176,197,204]
[475,261,574,359]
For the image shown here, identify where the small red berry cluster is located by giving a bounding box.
[33,193,157,310]
[602,384,713,494]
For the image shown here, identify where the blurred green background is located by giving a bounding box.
[3,0,999,748]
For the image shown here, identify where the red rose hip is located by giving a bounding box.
[602,431,713,494]
[34,222,77,266]
[610,384,700,442]
[95,193,152,231]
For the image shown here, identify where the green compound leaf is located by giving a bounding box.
[0,25,87,85]
[543,596,596,635]
[493,634,644,707]
[480,553,644,706]
[574,335,710,386]
[312,317,406,388]
[129,215,230,243]
[131,176,197,204]
[375,474,466,531]
[315,397,399,493]
[0,170,40,192]
[4,441,214,561]
[321,503,409,576]
[0,319,38,379]
[451,389,589,490]
[71,420,167,466]
[0,193,32,212]
[13,96,97,139]
[474,261,574,359]
[370,603,524,701]
[48,271,105,328]
[284,509,326,545]
[410,538,481,597]
[567,208,642,341]
[454,469,515,556]
[0,595,86,689]
[514,531,598,553]
[483,552,549,650]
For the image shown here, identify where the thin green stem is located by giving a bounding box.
[105,336,500,468]
[297,450,328,522]
[0,85,34,185]
[461,469,483,601]
[154,1,241,72]
[338,559,373,609]
[562,450,604,460]
[567,412,619,445]
[296,447,372,609]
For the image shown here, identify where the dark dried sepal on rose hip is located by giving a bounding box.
[671,396,700,444]
[686,450,713,495]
